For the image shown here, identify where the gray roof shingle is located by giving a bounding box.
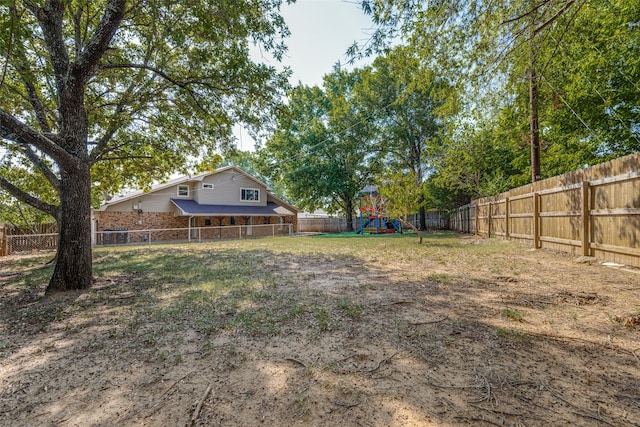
[171,199,294,216]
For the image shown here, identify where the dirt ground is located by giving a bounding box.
[1,234,639,426]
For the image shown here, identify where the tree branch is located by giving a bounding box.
[91,42,157,161]
[533,0,576,36]
[0,176,59,218]
[19,143,61,191]
[501,0,552,25]
[34,0,70,99]
[75,0,127,80]
[0,109,76,169]
[100,62,226,111]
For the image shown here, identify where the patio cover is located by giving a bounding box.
[171,199,294,216]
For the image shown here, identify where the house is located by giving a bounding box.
[92,166,298,244]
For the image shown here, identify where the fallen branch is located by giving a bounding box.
[381,301,415,306]
[336,353,359,363]
[430,382,483,390]
[549,388,616,427]
[161,371,194,398]
[468,374,493,404]
[142,371,195,419]
[365,352,398,373]
[333,400,360,408]
[408,316,448,326]
[190,383,212,426]
[285,358,307,368]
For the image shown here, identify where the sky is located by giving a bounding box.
[278,0,375,87]
[235,0,376,150]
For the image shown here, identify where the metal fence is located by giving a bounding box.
[95,223,294,246]
[298,218,358,233]
[1,224,294,255]
[6,233,58,255]
[298,212,449,234]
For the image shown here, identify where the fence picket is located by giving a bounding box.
[450,153,640,267]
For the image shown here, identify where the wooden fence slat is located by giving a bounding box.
[448,153,640,268]
[582,180,591,257]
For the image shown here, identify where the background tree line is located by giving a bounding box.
[258,0,639,227]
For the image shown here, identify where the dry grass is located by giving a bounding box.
[1,232,639,426]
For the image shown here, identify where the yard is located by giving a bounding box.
[1,232,639,426]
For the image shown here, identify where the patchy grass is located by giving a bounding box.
[1,232,639,427]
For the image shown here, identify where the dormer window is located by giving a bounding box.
[177,185,189,197]
[241,188,259,202]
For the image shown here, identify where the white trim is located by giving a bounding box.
[240,188,260,202]
[177,184,189,198]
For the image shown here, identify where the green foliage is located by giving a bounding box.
[259,68,377,219]
[501,307,524,322]
[0,0,292,208]
[377,169,428,224]
[262,46,459,217]
[357,0,640,192]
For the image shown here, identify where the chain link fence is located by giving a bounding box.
[1,224,294,256]
[6,233,58,255]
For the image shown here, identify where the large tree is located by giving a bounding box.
[354,46,456,229]
[260,68,379,230]
[0,0,291,292]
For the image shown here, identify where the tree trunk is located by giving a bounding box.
[345,197,354,232]
[529,67,541,183]
[419,204,427,231]
[528,6,541,183]
[397,217,424,244]
[47,162,93,292]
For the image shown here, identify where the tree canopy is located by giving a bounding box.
[0,0,292,291]
[259,67,378,230]
[353,0,639,188]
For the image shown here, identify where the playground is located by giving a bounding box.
[1,233,639,426]
[356,185,402,235]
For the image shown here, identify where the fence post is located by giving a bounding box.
[0,225,6,256]
[504,197,510,240]
[487,201,492,238]
[581,180,591,256]
[533,192,540,249]
[474,202,479,235]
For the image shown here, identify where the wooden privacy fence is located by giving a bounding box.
[0,225,6,256]
[298,218,358,233]
[450,153,640,268]
[299,212,449,233]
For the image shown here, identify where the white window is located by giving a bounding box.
[202,183,214,189]
[241,188,260,202]
[177,185,189,197]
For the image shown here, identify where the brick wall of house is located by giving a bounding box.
[94,211,297,244]
[95,212,188,231]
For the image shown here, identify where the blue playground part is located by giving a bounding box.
[356,185,400,235]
